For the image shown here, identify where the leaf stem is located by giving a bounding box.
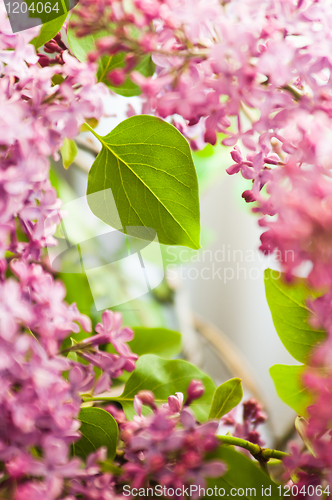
[83,121,101,141]
[218,435,288,462]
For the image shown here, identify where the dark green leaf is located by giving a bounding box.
[60,138,78,169]
[204,447,280,500]
[73,407,118,460]
[31,14,67,49]
[87,115,200,249]
[209,378,243,419]
[269,364,311,417]
[106,327,182,359]
[116,354,215,422]
[264,269,325,363]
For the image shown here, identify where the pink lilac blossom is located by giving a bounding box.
[108,386,226,499]
[0,4,103,267]
[0,6,140,498]
[0,267,138,496]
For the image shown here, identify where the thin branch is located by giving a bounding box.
[218,435,289,462]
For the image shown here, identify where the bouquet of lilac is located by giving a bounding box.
[2,0,332,498]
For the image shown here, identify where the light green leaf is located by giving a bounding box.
[87,115,200,249]
[264,269,325,363]
[209,378,243,419]
[67,26,100,63]
[204,447,280,500]
[31,14,67,49]
[106,327,182,359]
[60,138,78,169]
[269,364,311,417]
[115,354,215,422]
[73,407,118,460]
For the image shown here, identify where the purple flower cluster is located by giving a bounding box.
[0,9,137,495]
[0,263,138,497]
[0,4,103,267]
[107,382,225,499]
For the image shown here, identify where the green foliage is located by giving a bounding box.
[204,447,280,500]
[67,25,101,63]
[87,115,200,249]
[97,53,155,97]
[115,354,215,422]
[67,20,155,96]
[269,364,311,417]
[31,14,67,49]
[60,273,94,319]
[264,269,325,363]
[209,378,243,419]
[60,138,78,169]
[107,327,182,359]
[73,407,118,460]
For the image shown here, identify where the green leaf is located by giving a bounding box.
[60,138,78,169]
[67,20,155,97]
[204,447,280,500]
[31,14,67,49]
[97,53,155,97]
[116,354,215,422]
[73,407,118,460]
[269,364,311,417]
[106,327,182,359]
[209,378,243,419]
[67,25,100,63]
[264,269,325,363]
[87,115,200,249]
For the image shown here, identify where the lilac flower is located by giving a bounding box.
[220,398,267,448]
[120,384,226,497]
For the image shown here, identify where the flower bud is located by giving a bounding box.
[108,69,126,86]
[137,390,156,409]
[167,393,183,413]
[185,380,205,406]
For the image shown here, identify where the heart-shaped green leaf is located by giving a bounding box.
[73,407,118,460]
[113,354,215,422]
[269,364,311,417]
[209,378,243,419]
[264,269,325,363]
[87,115,200,249]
